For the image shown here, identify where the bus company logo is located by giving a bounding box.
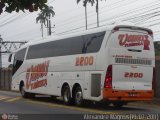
[26,61,50,90]
[1,114,8,120]
[118,34,150,50]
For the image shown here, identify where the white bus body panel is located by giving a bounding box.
[11,25,155,102]
[107,29,154,91]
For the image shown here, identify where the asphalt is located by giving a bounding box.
[131,98,160,106]
[0,90,160,120]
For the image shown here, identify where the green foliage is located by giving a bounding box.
[41,6,55,18]
[77,0,95,7]
[77,0,105,7]
[36,6,55,26]
[36,13,47,25]
[77,0,106,14]
[0,0,47,14]
[36,6,55,36]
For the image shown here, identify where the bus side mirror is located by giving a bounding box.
[8,54,12,62]
[8,64,13,69]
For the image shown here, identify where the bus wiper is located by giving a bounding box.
[128,49,142,52]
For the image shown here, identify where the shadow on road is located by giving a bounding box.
[27,95,148,112]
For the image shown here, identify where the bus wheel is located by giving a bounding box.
[113,102,124,108]
[28,93,35,98]
[74,86,83,106]
[62,86,72,105]
[51,96,57,100]
[20,85,28,98]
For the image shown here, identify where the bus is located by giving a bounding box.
[9,25,155,107]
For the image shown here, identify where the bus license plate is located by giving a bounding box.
[128,92,138,97]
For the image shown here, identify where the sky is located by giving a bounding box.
[0,0,160,67]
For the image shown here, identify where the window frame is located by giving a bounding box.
[26,31,106,59]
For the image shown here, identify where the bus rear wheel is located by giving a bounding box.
[62,86,72,105]
[74,86,83,106]
[113,102,126,108]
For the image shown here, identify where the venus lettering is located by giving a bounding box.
[118,34,150,50]
[26,60,50,90]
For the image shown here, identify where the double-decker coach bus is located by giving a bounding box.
[9,25,155,107]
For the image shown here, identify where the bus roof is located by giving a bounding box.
[15,24,152,52]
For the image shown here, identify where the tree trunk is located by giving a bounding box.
[41,23,43,38]
[85,5,88,30]
[47,19,49,35]
[49,15,52,36]
[96,0,99,27]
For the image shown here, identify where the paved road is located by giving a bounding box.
[0,90,159,120]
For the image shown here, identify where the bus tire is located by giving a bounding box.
[62,85,72,105]
[113,102,124,108]
[28,93,35,98]
[74,86,83,106]
[51,96,57,100]
[20,84,28,98]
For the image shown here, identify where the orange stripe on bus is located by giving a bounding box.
[103,88,154,101]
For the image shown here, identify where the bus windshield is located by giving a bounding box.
[12,48,26,75]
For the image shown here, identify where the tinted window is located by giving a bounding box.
[15,48,26,61]
[27,31,105,59]
[13,48,26,75]
[81,32,105,53]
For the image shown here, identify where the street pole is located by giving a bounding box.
[0,35,2,68]
[85,5,88,30]
[96,0,99,27]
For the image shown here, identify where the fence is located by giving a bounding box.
[0,63,160,98]
[0,68,12,90]
[155,61,160,97]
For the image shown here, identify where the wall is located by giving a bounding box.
[0,68,12,90]
[155,61,160,97]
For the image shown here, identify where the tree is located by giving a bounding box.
[0,0,47,14]
[41,6,55,35]
[77,0,90,30]
[36,13,47,38]
[77,0,105,28]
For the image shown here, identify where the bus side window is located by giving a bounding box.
[82,32,105,53]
